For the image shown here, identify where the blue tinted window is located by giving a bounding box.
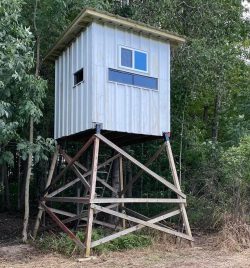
[109,69,157,90]
[109,69,133,85]
[134,51,147,71]
[134,74,157,89]
[121,48,132,68]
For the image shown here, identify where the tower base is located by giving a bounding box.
[33,133,193,256]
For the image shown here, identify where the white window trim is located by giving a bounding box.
[119,45,148,74]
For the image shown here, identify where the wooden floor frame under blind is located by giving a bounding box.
[33,133,193,257]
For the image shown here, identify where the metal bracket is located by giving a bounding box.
[162,132,171,142]
[94,123,103,134]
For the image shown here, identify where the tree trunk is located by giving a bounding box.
[3,164,10,210]
[212,94,221,142]
[17,154,21,211]
[22,117,34,242]
[23,0,40,241]
[0,164,5,211]
[33,147,58,239]
[203,105,209,123]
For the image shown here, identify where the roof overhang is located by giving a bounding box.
[45,8,186,62]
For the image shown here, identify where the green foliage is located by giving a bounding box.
[222,135,250,182]
[37,232,77,256]
[218,135,250,217]
[0,0,249,230]
[0,0,48,166]
[37,229,152,256]
[17,136,56,163]
[92,229,152,253]
[127,0,250,228]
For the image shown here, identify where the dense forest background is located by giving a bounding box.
[0,0,249,240]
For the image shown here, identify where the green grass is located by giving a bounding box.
[36,228,152,256]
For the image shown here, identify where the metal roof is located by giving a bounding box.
[45,7,186,62]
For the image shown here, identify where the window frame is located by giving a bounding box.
[73,68,84,86]
[108,68,158,91]
[119,45,148,73]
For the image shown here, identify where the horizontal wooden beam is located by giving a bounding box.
[42,204,119,231]
[92,205,193,241]
[49,207,121,230]
[91,208,184,248]
[91,198,186,204]
[44,197,89,203]
[96,134,186,199]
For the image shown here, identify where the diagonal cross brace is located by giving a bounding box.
[92,205,193,241]
[91,209,181,248]
[96,134,186,199]
[43,135,95,195]
[41,203,85,250]
[62,151,118,194]
[46,154,120,197]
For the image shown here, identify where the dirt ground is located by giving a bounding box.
[0,213,249,268]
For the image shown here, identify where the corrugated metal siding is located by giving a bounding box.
[55,22,170,139]
[54,26,93,139]
[92,22,170,136]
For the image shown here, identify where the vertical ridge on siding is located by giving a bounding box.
[64,47,71,134]
[87,26,93,129]
[54,60,58,139]
[70,43,73,135]
[58,56,62,138]
[79,31,84,132]
[62,54,66,136]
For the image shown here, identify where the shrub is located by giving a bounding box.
[36,228,152,256]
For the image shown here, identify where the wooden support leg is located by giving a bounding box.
[119,156,126,229]
[84,137,100,257]
[165,139,193,245]
[42,204,85,250]
[33,146,59,238]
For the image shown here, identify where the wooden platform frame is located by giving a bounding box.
[34,133,193,257]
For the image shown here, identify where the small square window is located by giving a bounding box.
[121,48,133,68]
[134,51,147,72]
[120,46,148,73]
[74,68,83,85]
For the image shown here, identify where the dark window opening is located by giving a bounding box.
[74,68,84,85]
[108,68,158,90]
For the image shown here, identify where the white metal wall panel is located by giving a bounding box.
[55,22,170,139]
[54,27,93,139]
[91,22,170,136]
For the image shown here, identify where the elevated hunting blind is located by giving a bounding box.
[46,8,185,142]
[35,8,193,257]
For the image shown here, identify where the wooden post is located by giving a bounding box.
[119,156,126,228]
[76,182,81,215]
[165,139,193,245]
[111,155,120,225]
[84,137,100,257]
[33,146,59,238]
